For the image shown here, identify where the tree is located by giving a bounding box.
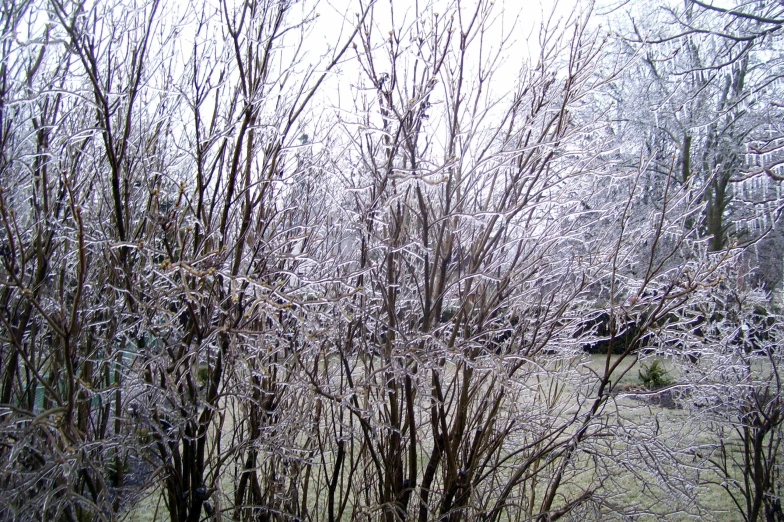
[0,0,368,519]
[285,1,731,520]
[697,286,783,522]
[605,0,784,288]
[0,0,158,517]
[600,4,784,521]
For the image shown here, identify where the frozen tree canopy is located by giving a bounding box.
[0,1,782,521]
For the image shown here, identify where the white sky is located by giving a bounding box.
[297,0,596,145]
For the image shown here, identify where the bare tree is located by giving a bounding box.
[0,0,155,517]
[283,1,733,520]
[0,0,368,519]
[605,0,784,289]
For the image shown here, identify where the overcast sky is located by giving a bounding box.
[294,0,599,149]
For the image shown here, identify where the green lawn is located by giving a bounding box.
[124,353,754,521]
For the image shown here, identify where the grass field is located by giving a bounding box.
[123,353,753,521]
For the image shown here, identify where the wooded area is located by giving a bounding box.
[0,0,782,520]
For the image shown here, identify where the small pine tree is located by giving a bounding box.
[639,359,672,389]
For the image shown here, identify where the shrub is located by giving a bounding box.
[638,359,673,389]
